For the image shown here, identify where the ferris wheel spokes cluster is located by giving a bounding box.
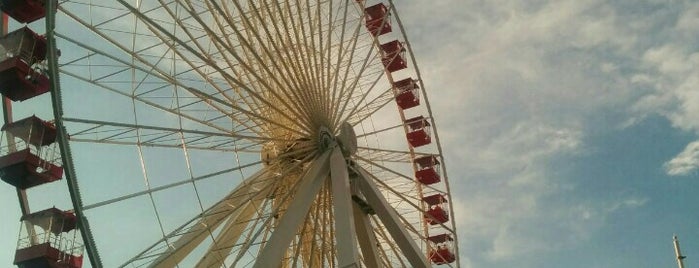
[0,0,459,267]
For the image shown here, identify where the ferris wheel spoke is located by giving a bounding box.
[327,12,367,127]
[271,0,330,123]
[134,16,312,138]
[83,160,261,211]
[345,85,393,126]
[358,161,456,235]
[196,0,319,130]
[285,0,324,117]
[371,217,406,268]
[325,1,362,115]
[55,32,297,138]
[305,205,324,266]
[307,0,334,119]
[355,120,413,138]
[103,0,314,134]
[61,117,276,152]
[357,146,434,163]
[356,155,447,197]
[329,32,390,129]
[332,58,384,132]
[264,0,329,116]
[143,0,261,114]
[213,0,319,128]
[333,60,386,130]
[177,0,318,133]
[274,0,331,128]
[299,0,340,125]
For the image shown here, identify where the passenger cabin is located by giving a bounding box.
[14,208,84,268]
[414,155,440,185]
[423,193,449,225]
[428,234,456,265]
[364,3,391,36]
[393,78,419,110]
[0,0,48,23]
[380,40,407,73]
[405,116,431,147]
[0,116,63,189]
[0,27,50,101]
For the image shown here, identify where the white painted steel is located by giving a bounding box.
[355,166,430,268]
[329,146,360,267]
[253,150,332,268]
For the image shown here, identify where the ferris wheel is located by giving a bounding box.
[0,0,459,267]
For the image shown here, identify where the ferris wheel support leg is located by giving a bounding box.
[193,198,263,268]
[253,150,332,268]
[123,169,272,267]
[151,201,255,268]
[353,201,382,268]
[355,167,430,268]
[330,146,361,267]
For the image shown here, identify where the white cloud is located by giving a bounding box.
[628,2,699,177]
[396,0,672,265]
[389,0,699,266]
[665,141,699,176]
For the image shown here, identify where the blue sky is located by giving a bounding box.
[396,0,699,267]
[1,1,698,267]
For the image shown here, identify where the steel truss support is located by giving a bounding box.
[124,169,273,267]
[354,166,430,268]
[194,199,262,267]
[352,196,381,268]
[253,149,333,268]
[330,147,360,267]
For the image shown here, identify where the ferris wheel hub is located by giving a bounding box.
[337,122,357,156]
[318,126,334,152]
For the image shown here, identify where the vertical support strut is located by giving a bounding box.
[353,201,381,268]
[152,201,256,268]
[123,169,272,267]
[329,146,360,267]
[253,150,332,268]
[355,166,430,268]
[193,200,262,267]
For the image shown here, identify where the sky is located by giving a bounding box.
[1,0,699,268]
[396,0,699,267]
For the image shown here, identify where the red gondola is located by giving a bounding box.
[380,40,407,72]
[405,116,431,147]
[415,155,440,185]
[0,0,48,23]
[394,78,420,110]
[14,208,84,268]
[0,27,50,101]
[428,234,456,265]
[0,116,63,189]
[364,3,391,36]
